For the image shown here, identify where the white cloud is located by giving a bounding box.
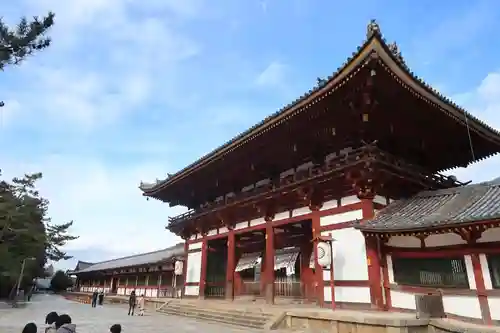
[4,0,201,130]
[1,154,186,256]
[446,71,500,182]
[255,61,288,87]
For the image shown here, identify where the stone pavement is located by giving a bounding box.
[0,294,261,333]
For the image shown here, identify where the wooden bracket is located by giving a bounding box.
[454,227,482,244]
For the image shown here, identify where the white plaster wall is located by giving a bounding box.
[480,254,493,290]
[478,228,500,243]
[274,211,289,221]
[234,221,247,230]
[189,242,202,250]
[186,251,202,283]
[386,236,421,248]
[390,290,416,310]
[330,228,369,280]
[335,286,371,303]
[320,210,363,227]
[341,195,360,206]
[425,233,466,247]
[151,289,158,298]
[219,226,228,234]
[443,295,482,319]
[464,255,477,290]
[373,195,388,206]
[321,199,338,211]
[185,285,199,296]
[387,255,395,283]
[207,229,217,236]
[292,206,311,217]
[488,297,500,320]
[324,286,332,302]
[250,217,265,226]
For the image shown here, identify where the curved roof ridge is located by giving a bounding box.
[139,20,500,196]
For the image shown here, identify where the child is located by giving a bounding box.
[138,294,145,316]
[45,311,59,333]
[110,324,122,333]
[22,323,37,333]
[55,314,76,333]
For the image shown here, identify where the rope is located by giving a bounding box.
[464,112,476,161]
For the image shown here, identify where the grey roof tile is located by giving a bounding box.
[74,243,184,274]
[357,180,500,232]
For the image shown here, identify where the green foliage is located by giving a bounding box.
[0,12,55,108]
[0,12,55,70]
[50,270,73,292]
[0,171,78,297]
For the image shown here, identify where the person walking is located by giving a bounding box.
[127,290,136,316]
[91,290,98,308]
[137,294,145,316]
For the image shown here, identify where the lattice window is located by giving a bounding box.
[392,257,469,288]
[487,255,500,289]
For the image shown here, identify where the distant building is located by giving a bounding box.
[72,243,184,298]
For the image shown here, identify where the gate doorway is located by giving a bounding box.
[205,238,227,298]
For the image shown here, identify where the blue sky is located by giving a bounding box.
[2,0,500,270]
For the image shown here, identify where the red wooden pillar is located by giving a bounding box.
[264,222,275,304]
[361,198,383,310]
[226,228,235,300]
[311,212,325,307]
[470,253,492,324]
[199,238,208,299]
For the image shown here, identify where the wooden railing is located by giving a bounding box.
[205,282,225,298]
[274,277,301,297]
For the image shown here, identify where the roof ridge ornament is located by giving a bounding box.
[366,19,381,39]
[388,41,405,65]
[316,77,327,87]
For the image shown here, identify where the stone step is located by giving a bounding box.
[159,307,271,324]
[165,303,274,318]
[159,305,271,320]
[157,307,268,329]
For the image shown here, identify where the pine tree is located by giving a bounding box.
[0,12,55,70]
[0,12,55,107]
[0,171,78,297]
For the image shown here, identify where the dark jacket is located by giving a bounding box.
[128,293,136,305]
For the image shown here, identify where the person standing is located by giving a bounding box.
[91,290,98,308]
[137,294,145,316]
[98,290,104,305]
[127,290,136,316]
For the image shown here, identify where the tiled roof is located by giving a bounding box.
[356,181,500,232]
[74,243,184,274]
[76,261,94,271]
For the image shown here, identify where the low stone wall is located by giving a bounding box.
[278,311,500,333]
